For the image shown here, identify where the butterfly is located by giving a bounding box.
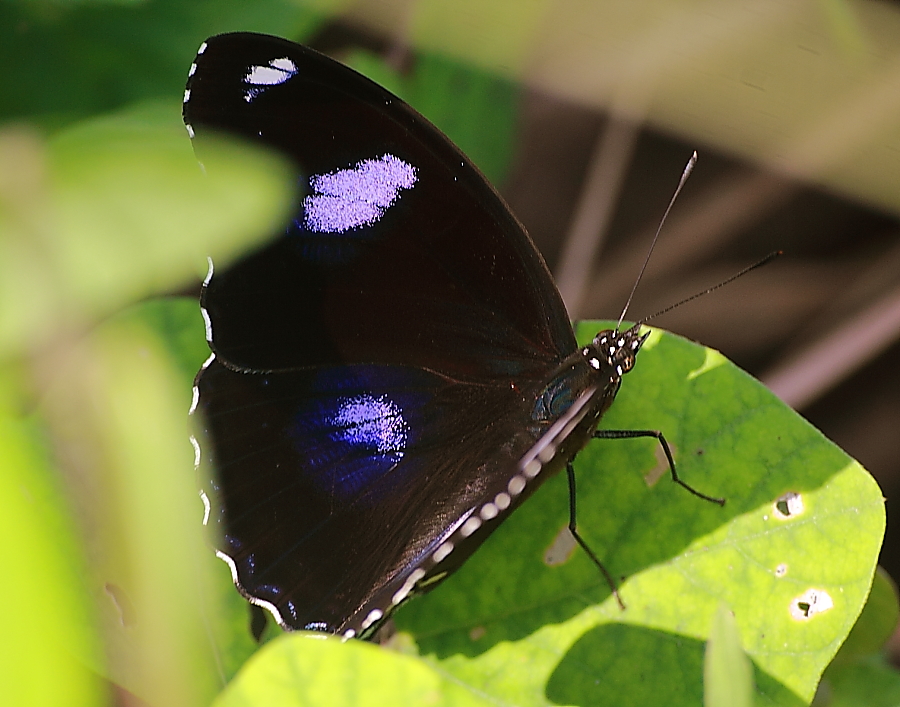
[183,32,720,640]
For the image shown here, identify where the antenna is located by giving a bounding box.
[616,151,697,331]
[638,251,782,325]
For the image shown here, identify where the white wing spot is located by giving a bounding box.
[508,475,526,496]
[215,550,286,627]
[203,256,214,286]
[538,443,557,464]
[189,434,201,467]
[523,459,542,478]
[242,57,299,101]
[480,503,499,520]
[199,489,211,525]
[360,609,383,630]
[391,568,426,606]
[460,516,482,537]
[432,541,454,563]
[201,307,213,342]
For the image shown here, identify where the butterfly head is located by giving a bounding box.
[587,324,649,377]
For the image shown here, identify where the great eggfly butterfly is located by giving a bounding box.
[184,32,716,640]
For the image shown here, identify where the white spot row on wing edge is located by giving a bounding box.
[352,386,600,637]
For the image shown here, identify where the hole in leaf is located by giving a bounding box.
[790,588,833,620]
[774,491,804,519]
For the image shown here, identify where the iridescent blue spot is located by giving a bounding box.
[242,57,298,102]
[330,394,407,460]
[304,154,417,233]
[285,368,436,500]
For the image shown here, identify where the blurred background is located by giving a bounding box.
[3,0,900,699]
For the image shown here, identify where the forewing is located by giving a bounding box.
[184,33,575,378]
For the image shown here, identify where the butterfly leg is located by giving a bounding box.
[566,462,626,610]
[592,429,725,506]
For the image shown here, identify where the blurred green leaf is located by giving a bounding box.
[0,370,105,707]
[0,103,293,357]
[137,296,213,386]
[816,656,900,707]
[0,1,329,125]
[36,301,232,706]
[830,567,899,667]
[213,633,495,707]
[815,568,900,706]
[705,603,754,707]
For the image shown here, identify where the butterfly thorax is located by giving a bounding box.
[519,325,648,483]
[584,325,648,379]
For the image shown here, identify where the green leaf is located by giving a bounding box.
[389,322,884,707]
[815,568,900,705]
[213,633,495,707]
[34,301,237,706]
[0,1,329,125]
[705,603,754,707]
[830,567,899,666]
[815,656,900,707]
[0,371,105,707]
[0,104,293,357]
